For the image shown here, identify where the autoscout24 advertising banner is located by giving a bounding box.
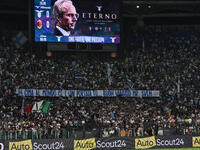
[0,141,5,150]
[74,137,134,149]
[135,136,192,149]
[193,136,200,147]
[0,135,197,150]
[3,139,74,150]
[135,136,156,149]
[155,135,192,149]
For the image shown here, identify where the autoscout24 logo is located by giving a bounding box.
[135,136,156,149]
[9,140,32,150]
[193,137,200,147]
[74,138,96,150]
[9,140,65,150]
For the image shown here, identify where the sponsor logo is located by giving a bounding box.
[35,10,43,18]
[135,136,156,149]
[46,21,50,28]
[9,140,32,150]
[97,140,126,148]
[0,143,4,150]
[33,142,65,150]
[157,138,184,147]
[74,138,96,150]
[193,137,200,147]
[9,140,65,150]
[110,37,116,43]
[36,19,43,29]
[96,6,102,12]
[46,11,49,18]
[56,36,62,42]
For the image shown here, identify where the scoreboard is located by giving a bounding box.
[34,0,120,44]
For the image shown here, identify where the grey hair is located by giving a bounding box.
[51,0,73,32]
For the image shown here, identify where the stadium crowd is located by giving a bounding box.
[0,25,200,140]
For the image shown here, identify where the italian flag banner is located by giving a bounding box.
[41,100,51,113]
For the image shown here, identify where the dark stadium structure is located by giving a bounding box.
[0,0,200,150]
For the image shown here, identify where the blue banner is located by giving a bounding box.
[35,35,120,43]
[16,89,160,97]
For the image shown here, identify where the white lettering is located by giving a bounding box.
[33,142,65,150]
[99,13,103,19]
[0,143,4,150]
[97,140,126,148]
[82,13,86,18]
[88,13,92,18]
[80,13,118,19]
[156,138,184,146]
[92,37,104,43]
[110,37,116,43]
[68,36,75,42]
[105,14,110,19]
[40,1,46,5]
[85,37,91,43]
[93,13,97,19]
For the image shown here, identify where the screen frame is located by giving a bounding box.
[30,0,122,52]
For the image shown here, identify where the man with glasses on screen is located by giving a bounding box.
[52,0,78,36]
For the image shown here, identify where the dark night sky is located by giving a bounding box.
[1,0,200,31]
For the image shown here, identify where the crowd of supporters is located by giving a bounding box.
[0,25,200,139]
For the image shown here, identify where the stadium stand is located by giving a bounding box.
[0,25,200,140]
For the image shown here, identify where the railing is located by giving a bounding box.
[0,129,72,140]
[0,126,199,140]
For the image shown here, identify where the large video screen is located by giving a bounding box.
[34,0,120,43]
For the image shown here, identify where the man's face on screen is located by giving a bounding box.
[58,4,77,31]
